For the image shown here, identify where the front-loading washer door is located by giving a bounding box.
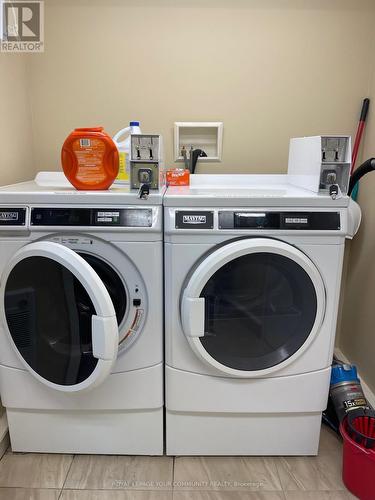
[0,241,119,392]
[181,238,326,377]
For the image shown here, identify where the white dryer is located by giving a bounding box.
[0,172,164,454]
[164,174,361,456]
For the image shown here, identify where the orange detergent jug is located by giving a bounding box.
[61,127,119,190]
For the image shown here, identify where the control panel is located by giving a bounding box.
[173,210,341,231]
[220,211,340,230]
[30,208,153,227]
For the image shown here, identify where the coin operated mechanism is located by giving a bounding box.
[130,134,165,199]
[288,136,351,200]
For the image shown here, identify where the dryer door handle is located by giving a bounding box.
[92,315,119,360]
[182,297,205,337]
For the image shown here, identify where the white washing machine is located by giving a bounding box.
[0,172,164,454]
[164,174,361,456]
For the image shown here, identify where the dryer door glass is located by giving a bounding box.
[199,252,317,371]
[4,254,115,386]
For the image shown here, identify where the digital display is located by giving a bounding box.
[234,212,279,229]
[32,209,90,226]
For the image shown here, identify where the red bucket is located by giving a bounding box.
[340,418,375,499]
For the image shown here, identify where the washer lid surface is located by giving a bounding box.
[164,174,350,208]
[1,241,119,392]
[181,238,326,377]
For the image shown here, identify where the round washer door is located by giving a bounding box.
[181,238,326,377]
[0,241,119,392]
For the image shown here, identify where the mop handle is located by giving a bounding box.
[351,98,370,175]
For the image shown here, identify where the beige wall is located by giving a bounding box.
[0,55,34,184]
[29,0,375,173]
[339,50,375,392]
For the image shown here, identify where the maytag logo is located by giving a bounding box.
[176,211,213,229]
[183,215,206,224]
[0,211,18,221]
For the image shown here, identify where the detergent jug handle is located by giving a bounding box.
[112,126,131,145]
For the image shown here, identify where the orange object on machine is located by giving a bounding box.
[61,127,119,190]
[166,168,190,186]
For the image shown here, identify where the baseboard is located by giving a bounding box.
[335,347,375,408]
[7,407,164,454]
[167,410,322,455]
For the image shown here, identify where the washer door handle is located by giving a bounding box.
[182,297,205,337]
[92,315,119,360]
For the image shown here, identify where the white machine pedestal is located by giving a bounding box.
[8,408,164,455]
[166,410,322,456]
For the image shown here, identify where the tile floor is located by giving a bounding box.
[0,426,356,500]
